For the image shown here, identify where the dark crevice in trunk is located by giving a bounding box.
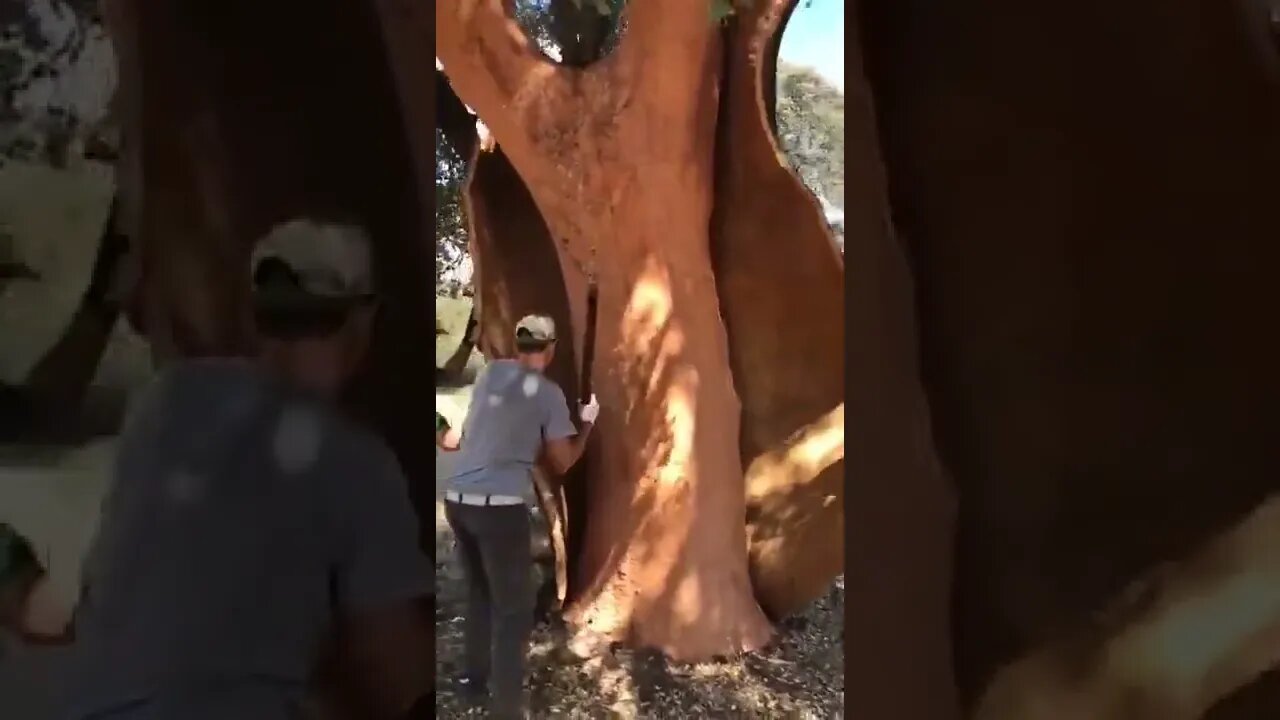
[549,0,616,66]
[437,68,477,158]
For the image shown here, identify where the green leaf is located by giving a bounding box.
[709,0,736,24]
[591,0,613,15]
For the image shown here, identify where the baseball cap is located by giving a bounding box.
[514,314,557,343]
[250,219,375,311]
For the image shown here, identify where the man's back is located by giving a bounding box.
[64,359,429,719]
[443,360,575,501]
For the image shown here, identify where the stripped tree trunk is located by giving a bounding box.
[426,0,775,658]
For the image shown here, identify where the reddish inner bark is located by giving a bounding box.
[436,0,775,658]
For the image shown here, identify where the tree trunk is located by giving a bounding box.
[433,0,773,658]
[439,305,479,380]
[20,196,129,438]
[712,0,846,619]
[860,0,1280,712]
[104,0,434,714]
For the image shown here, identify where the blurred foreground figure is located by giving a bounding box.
[1,219,433,720]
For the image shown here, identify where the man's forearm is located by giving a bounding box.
[568,422,594,467]
[21,574,76,645]
[2,572,76,646]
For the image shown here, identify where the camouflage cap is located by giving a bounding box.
[250,219,374,309]
[514,314,557,343]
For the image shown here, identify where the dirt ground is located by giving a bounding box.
[432,306,845,718]
[434,513,845,718]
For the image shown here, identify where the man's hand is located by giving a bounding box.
[545,395,601,475]
[0,524,42,634]
[0,575,36,633]
[579,394,600,425]
[435,412,461,452]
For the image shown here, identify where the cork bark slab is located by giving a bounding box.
[712,0,847,619]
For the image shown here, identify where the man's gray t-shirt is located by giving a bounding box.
[443,360,577,502]
[62,359,431,720]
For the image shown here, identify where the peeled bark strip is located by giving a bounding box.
[437,0,773,658]
[712,0,846,619]
[860,0,1280,710]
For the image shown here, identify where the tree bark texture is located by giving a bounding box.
[435,0,777,658]
[859,0,1280,713]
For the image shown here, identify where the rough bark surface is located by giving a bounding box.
[712,0,846,619]
[104,0,434,712]
[436,0,773,659]
[859,0,1280,712]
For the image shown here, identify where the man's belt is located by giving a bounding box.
[444,491,523,507]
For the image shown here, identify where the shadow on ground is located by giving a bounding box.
[433,384,845,719]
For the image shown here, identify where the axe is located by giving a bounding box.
[580,281,599,404]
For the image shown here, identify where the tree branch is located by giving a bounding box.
[613,0,723,99]
[437,69,477,159]
[434,0,567,170]
[434,0,613,278]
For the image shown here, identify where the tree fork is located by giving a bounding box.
[436,0,774,658]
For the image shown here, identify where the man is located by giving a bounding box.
[0,218,434,719]
[437,314,598,719]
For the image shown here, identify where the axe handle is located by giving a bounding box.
[580,283,598,403]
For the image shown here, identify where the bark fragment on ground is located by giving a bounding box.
[438,0,774,659]
[712,0,846,620]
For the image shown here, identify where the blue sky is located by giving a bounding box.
[778,0,844,92]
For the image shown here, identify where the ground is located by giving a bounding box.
[433,296,846,718]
